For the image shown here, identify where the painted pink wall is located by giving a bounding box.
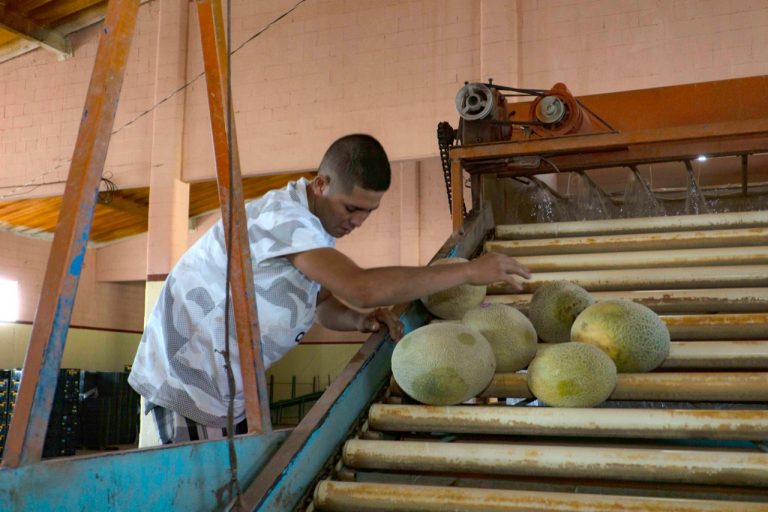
[3,1,766,196]
[0,4,160,198]
[0,231,144,330]
[0,0,767,335]
[519,0,768,95]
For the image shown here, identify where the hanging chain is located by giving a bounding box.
[436,121,465,217]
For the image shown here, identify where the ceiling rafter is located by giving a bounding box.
[97,192,149,219]
[0,172,316,244]
[0,2,72,59]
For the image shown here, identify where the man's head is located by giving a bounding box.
[309,134,391,238]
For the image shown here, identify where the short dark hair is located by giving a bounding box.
[318,134,391,193]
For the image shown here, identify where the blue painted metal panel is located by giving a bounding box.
[0,430,287,511]
[255,303,431,511]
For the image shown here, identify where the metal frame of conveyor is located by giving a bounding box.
[0,0,277,509]
[239,76,768,511]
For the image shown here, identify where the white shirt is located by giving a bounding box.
[128,179,335,427]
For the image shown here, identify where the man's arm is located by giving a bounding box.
[315,288,404,340]
[287,248,530,309]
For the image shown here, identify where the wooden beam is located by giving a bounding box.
[1,0,139,468]
[0,4,72,58]
[98,192,149,218]
[31,0,104,27]
[0,36,40,64]
[195,0,271,433]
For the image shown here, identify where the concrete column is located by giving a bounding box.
[399,160,420,266]
[146,0,190,302]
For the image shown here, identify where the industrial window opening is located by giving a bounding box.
[0,278,19,322]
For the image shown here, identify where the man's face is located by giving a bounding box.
[313,177,384,238]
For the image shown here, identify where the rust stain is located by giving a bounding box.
[664,313,768,326]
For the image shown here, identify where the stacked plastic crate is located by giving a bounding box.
[1,369,83,459]
[0,369,10,454]
[42,369,81,458]
[0,368,140,458]
[79,371,139,449]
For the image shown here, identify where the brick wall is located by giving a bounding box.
[518,0,768,94]
[1,0,768,337]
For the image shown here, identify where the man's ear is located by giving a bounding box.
[312,174,331,195]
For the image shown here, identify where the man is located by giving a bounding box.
[129,134,530,445]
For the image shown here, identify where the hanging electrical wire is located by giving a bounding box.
[97,175,117,204]
[222,0,244,508]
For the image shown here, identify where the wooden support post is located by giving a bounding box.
[195,0,271,433]
[1,0,140,468]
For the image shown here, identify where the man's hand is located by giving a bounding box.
[466,253,531,291]
[356,308,404,341]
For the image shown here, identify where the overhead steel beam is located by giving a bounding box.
[1,0,139,468]
[476,134,768,175]
[453,128,768,168]
[0,4,72,58]
[195,0,271,433]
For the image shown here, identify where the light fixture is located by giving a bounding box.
[697,155,707,162]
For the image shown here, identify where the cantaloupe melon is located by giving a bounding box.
[420,257,486,320]
[529,280,594,343]
[391,323,496,405]
[527,342,617,407]
[571,299,670,373]
[462,303,537,372]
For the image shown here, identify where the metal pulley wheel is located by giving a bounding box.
[529,82,592,136]
[455,82,495,121]
[534,95,567,124]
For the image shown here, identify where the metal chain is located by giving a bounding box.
[436,122,465,216]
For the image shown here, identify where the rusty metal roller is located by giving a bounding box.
[314,481,768,512]
[342,440,768,487]
[368,404,768,440]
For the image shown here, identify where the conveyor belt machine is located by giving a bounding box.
[260,75,768,512]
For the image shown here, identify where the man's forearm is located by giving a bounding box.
[290,248,529,309]
[347,264,472,308]
[315,296,365,331]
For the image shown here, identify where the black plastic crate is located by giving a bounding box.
[79,372,139,449]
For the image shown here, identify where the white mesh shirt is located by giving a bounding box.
[128,179,335,427]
